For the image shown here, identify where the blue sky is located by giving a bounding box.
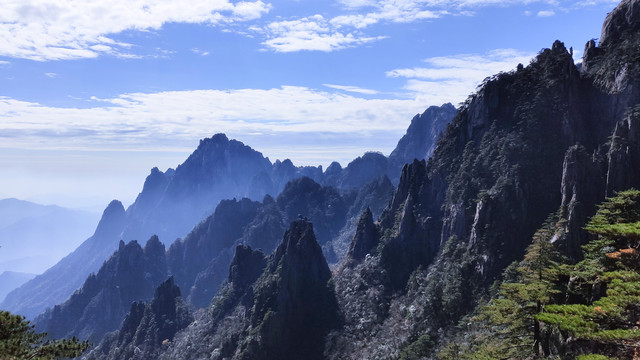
[0,0,619,209]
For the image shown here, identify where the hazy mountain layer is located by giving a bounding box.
[0,198,99,274]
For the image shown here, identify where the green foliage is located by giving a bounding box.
[0,310,89,359]
[537,189,640,356]
[576,355,616,360]
[399,334,435,360]
[453,215,567,359]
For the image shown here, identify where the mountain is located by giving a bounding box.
[46,1,640,358]
[2,98,452,320]
[33,236,167,344]
[0,271,35,303]
[0,135,321,318]
[324,2,640,357]
[0,198,99,274]
[159,220,340,360]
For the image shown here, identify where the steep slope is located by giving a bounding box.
[160,220,340,360]
[83,277,192,360]
[33,236,167,343]
[327,13,640,356]
[1,200,126,319]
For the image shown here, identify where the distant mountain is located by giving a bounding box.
[0,198,99,274]
[1,135,322,318]
[388,103,457,177]
[323,103,456,188]
[0,271,35,303]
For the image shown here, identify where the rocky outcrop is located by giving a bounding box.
[2,200,126,319]
[600,0,640,46]
[558,145,606,259]
[34,236,167,343]
[346,208,378,262]
[606,106,640,195]
[236,220,340,360]
[158,221,339,360]
[84,277,192,360]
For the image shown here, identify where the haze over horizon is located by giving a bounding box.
[0,0,618,209]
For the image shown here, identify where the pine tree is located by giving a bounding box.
[537,189,640,358]
[464,216,565,359]
[0,310,89,359]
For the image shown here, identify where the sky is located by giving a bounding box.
[0,0,620,210]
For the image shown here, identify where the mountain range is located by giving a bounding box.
[5,0,640,359]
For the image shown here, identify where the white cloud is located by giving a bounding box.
[387,49,535,104]
[44,72,57,78]
[0,0,271,61]
[537,10,556,17]
[0,87,428,154]
[263,15,384,52]
[191,48,210,56]
[323,84,379,94]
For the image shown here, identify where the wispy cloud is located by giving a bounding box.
[44,72,57,78]
[387,49,535,105]
[537,10,556,17]
[262,15,384,52]
[191,48,210,56]
[261,0,609,53]
[0,0,271,61]
[0,87,428,154]
[323,84,379,94]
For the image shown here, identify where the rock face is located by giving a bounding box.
[346,208,378,262]
[84,277,192,360]
[600,0,640,46]
[240,220,340,360]
[157,221,339,360]
[326,24,640,357]
[2,200,126,319]
[34,236,167,343]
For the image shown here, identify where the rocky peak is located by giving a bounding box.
[601,0,640,46]
[386,159,427,221]
[346,207,378,262]
[244,220,340,360]
[93,200,125,239]
[389,103,457,172]
[228,245,266,290]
